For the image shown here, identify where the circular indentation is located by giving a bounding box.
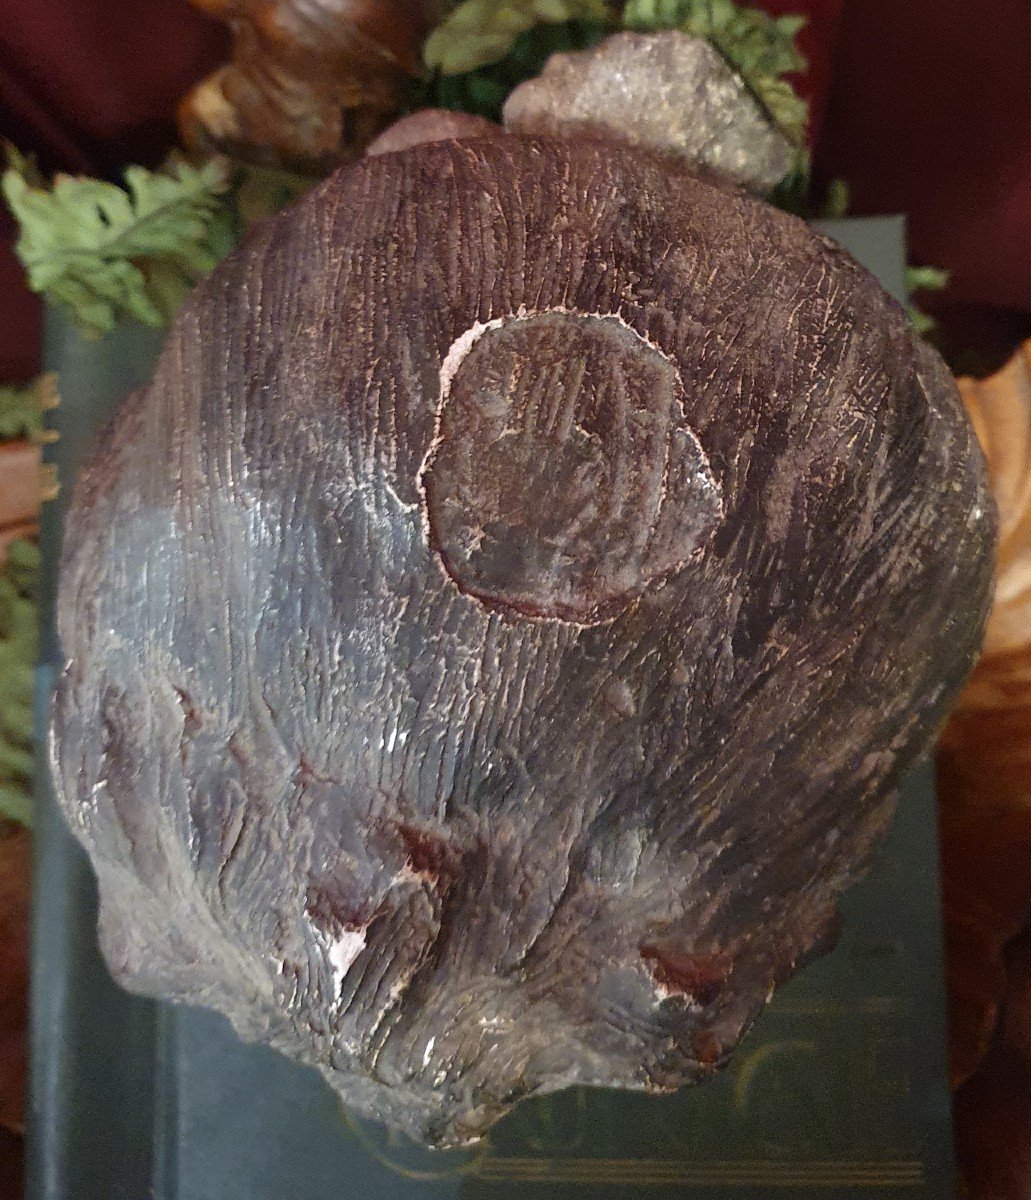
[420,311,723,623]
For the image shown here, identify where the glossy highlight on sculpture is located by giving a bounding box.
[50,110,993,1145]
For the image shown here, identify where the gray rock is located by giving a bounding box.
[504,30,794,192]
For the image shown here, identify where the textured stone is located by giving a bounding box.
[52,133,993,1147]
[504,30,794,192]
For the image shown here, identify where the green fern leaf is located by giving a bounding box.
[906,265,950,295]
[419,17,610,120]
[0,539,39,827]
[0,381,43,442]
[623,0,808,144]
[906,265,949,339]
[2,154,232,338]
[424,0,611,75]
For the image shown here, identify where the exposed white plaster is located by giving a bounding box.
[328,928,367,993]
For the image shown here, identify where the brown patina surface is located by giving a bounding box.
[52,133,993,1145]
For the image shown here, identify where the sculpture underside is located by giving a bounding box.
[51,134,993,1146]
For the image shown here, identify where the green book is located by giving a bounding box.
[29,218,956,1199]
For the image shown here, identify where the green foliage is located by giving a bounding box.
[0,539,38,828]
[906,265,950,295]
[2,150,232,338]
[424,0,611,76]
[763,148,851,221]
[821,176,851,220]
[0,381,42,442]
[764,147,812,214]
[751,76,807,146]
[231,164,315,232]
[622,0,805,76]
[622,0,808,143]
[906,265,949,338]
[418,17,611,121]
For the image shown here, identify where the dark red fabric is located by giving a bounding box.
[813,0,1031,365]
[0,210,38,384]
[0,0,227,175]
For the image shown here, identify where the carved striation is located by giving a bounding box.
[51,133,994,1146]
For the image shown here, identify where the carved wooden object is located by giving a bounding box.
[179,0,447,168]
